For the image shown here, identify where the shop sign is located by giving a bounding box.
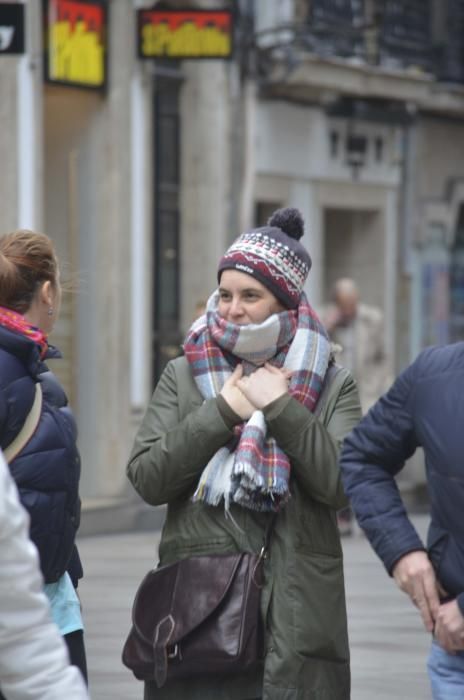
[44,0,107,89]
[137,9,233,59]
[0,3,25,54]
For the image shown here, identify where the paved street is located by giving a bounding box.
[77,514,432,700]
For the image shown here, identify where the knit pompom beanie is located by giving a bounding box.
[217,207,312,308]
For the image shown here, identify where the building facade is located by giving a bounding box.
[1,0,464,518]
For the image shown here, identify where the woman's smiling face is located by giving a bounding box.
[217,270,285,325]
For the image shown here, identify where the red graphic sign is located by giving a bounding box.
[44,0,107,89]
[137,9,233,59]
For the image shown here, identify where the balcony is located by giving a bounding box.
[251,0,464,118]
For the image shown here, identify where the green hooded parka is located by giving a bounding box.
[127,356,361,700]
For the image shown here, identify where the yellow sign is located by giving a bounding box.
[45,0,106,89]
[138,9,233,59]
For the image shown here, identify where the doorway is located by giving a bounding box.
[153,76,182,383]
[323,207,385,309]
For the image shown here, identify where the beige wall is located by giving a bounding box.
[43,1,136,500]
[416,117,464,204]
[44,87,103,408]
[0,60,18,232]
[79,0,134,499]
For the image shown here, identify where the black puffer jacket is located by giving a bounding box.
[0,324,82,585]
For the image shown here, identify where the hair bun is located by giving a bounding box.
[268,207,304,241]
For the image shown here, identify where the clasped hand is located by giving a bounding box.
[393,550,464,653]
[220,363,291,421]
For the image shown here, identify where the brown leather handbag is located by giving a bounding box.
[122,549,266,687]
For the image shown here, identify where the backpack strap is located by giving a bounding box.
[4,383,43,464]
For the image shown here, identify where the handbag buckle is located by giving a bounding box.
[167,644,179,659]
[252,549,266,589]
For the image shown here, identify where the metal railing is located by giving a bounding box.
[245,0,464,85]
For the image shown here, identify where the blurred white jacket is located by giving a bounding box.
[0,451,89,700]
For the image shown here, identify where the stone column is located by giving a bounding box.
[76,0,135,499]
[180,61,232,330]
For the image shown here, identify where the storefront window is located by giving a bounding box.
[419,224,450,348]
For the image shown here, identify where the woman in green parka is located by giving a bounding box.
[127,207,362,700]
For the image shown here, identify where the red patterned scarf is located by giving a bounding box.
[183,292,331,512]
[0,306,48,358]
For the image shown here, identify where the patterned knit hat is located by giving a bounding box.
[217,207,312,309]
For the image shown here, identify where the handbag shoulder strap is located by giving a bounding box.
[313,361,344,419]
[261,362,345,551]
[4,383,43,464]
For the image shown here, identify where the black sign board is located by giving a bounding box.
[0,3,25,54]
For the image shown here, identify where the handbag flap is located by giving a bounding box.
[132,553,244,645]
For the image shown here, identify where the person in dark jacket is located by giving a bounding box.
[127,207,361,700]
[340,343,464,700]
[0,229,87,686]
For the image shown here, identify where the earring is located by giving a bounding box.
[47,307,54,316]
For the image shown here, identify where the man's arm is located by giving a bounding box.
[340,361,422,560]
[340,356,440,631]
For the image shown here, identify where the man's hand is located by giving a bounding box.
[392,551,440,633]
[434,600,464,653]
[220,364,256,421]
[237,363,291,409]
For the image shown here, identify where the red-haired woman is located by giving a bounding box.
[0,230,87,685]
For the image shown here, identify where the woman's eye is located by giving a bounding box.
[219,293,230,301]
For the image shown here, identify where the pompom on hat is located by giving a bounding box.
[217,207,312,309]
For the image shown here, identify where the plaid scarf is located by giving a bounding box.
[183,292,331,512]
[0,306,49,358]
